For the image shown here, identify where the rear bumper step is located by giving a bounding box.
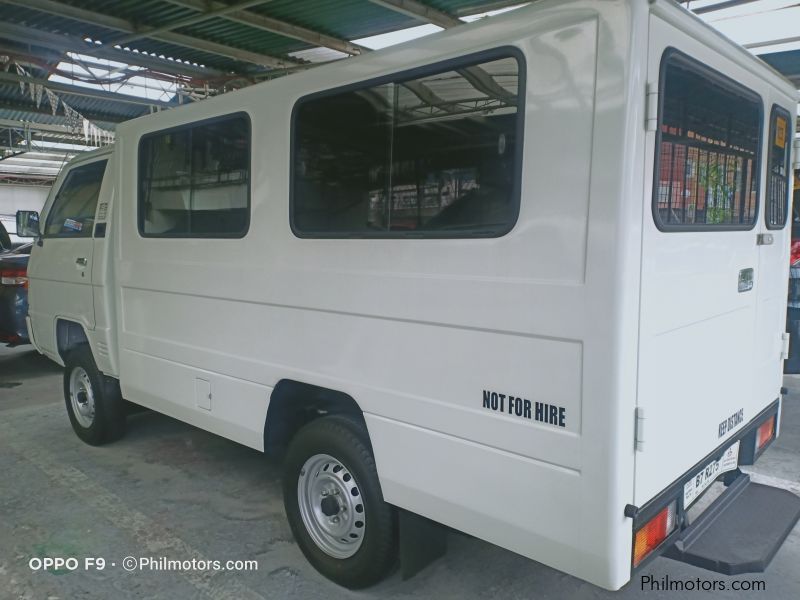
[664,473,800,575]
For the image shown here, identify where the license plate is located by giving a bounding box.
[683,441,740,508]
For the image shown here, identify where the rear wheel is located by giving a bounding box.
[63,344,126,445]
[283,416,397,588]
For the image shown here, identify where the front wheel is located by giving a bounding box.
[283,416,397,588]
[63,344,126,445]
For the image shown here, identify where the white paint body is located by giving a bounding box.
[24,0,798,590]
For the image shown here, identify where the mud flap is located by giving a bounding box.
[664,474,800,575]
[399,510,447,579]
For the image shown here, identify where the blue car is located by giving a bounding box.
[0,239,31,346]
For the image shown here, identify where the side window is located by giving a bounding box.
[292,51,524,237]
[766,106,791,230]
[138,113,250,237]
[653,51,762,231]
[44,160,107,237]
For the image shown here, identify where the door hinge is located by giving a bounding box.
[635,407,646,452]
[781,332,791,360]
[645,83,659,131]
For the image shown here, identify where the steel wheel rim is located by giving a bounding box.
[297,453,365,559]
[69,367,95,428]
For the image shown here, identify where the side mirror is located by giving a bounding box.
[16,210,40,238]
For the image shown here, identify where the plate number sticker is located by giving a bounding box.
[683,441,740,508]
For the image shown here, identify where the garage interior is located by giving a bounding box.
[2,0,800,598]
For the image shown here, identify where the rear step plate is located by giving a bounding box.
[664,474,800,575]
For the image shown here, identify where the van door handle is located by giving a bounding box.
[757,233,774,246]
[75,257,88,267]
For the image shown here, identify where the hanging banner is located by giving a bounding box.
[14,61,116,145]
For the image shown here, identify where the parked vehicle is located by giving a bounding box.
[786,182,800,372]
[1,214,28,247]
[0,219,12,251]
[0,242,32,345]
[16,0,800,591]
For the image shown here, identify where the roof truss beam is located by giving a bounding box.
[109,0,272,49]
[452,1,532,16]
[691,0,762,15]
[163,0,366,56]
[0,118,83,134]
[0,99,125,125]
[4,0,298,69]
[746,35,800,51]
[366,0,462,29]
[364,1,519,104]
[0,21,219,79]
[0,70,172,109]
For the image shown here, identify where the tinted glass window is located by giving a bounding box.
[766,106,791,230]
[139,114,250,237]
[292,53,522,237]
[654,53,761,230]
[44,160,107,237]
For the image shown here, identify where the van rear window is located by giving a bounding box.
[766,106,791,230]
[653,51,762,231]
[291,49,524,238]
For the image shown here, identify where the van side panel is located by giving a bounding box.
[113,0,643,590]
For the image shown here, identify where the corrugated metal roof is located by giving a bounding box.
[0,2,255,73]
[0,1,520,76]
[760,49,800,88]
[175,17,309,59]
[0,82,147,124]
[249,0,420,43]
[0,0,796,182]
[0,106,117,132]
[0,0,521,179]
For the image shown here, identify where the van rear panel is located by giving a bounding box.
[636,9,797,507]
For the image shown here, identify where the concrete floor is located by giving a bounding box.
[1,344,799,600]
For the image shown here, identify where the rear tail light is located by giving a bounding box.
[633,501,677,567]
[791,240,800,267]
[0,266,28,288]
[756,415,776,453]
[0,332,21,344]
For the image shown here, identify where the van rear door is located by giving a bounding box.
[636,18,770,506]
[27,158,108,357]
[754,105,794,394]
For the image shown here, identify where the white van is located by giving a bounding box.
[16,0,800,590]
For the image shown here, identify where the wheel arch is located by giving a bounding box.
[56,318,90,363]
[264,380,366,455]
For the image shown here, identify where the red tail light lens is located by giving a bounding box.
[0,266,28,288]
[633,501,677,567]
[756,415,776,452]
[791,240,800,267]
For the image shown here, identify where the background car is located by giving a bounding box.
[0,241,32,346]
[0,218,12,251]
[785,181,800,373]
[0,214,28,247]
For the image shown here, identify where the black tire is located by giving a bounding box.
[283,415,397,589]
[63,344,126,445]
